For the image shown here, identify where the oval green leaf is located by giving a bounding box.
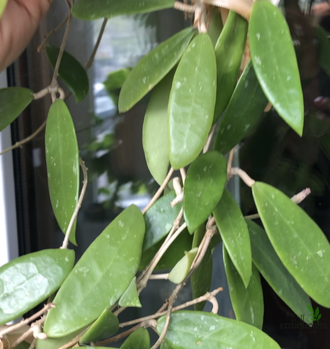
[168,247,198,284]
[120,327,149,349]
[80,309,119,344]
[214,60,268,154]
[157,311,281,349]
[168,33,217,169]
[249,1,304,136]
[143,71,173,184]
[119,27,195,112]
[208,8,223,47]
[36,329,83,349]
[46,46,89,102]
[245,219,312,324]
[223,245,264,329]
[213,188,252,288]
[0,249,74,325]
[143,191,182,251]
[118,277,141,308]
[44,205,145,337]
[184,151,227,233]
[72,0,174,21]
[45,100,79,245]
[213,10,248,122]
[252,182,330,307]
[0,87,33,132]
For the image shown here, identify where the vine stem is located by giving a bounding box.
[229,167,255,187]
[61,158,88,249]
[203,124,217,153]
[173,1,196,12]
[149,273,169,280]
[227,148,235,180]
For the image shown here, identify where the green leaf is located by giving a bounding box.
[119,27,194,112]
[46,46,89,102]
[118,277,141,308]
[213,188,252,288]
[315,307,319,317]
[184,151,227,233]
[143,71,173,185]
[214,60,268,154]
[139,228,193,271]
[13,342,30,349]
[0,249,74,325]
[103,68,131,92]
[157,311,281,349]
[246,219,312,324]
[213,10,248,122]
[191,224,213,311]
[36,329,84,349]
[208,8,223,47]
[315,25,330,77]
[317,314,322,321]
[0,87,33,131]
[120,328,149,349]
[252,182,330,307]
[143,191,182,251]
[44,205,145,337]
[72,0,174,21]
[0,0,8,19]
[160,343,174,349]
[168,247,198,284]
[249,1,303,136]
[169,33,216,169]
[223,245,264,329]
[45,100,79,245]
[80,309,119,344]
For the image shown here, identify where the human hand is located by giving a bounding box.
[311,2,330,17]
[0,0,53,72]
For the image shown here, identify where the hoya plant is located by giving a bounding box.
[0,0,330,349]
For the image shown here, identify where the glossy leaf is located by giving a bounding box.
[120,327,149,349]
[80,309,119,344]
[157,311,281,349]
[103,68,131,108]
[223,245,264,329]
[315,25,330,77]
[191,224,213,311]
[168,247,198,284]
[72,0,174,21]
[214,60,268,154]
[160,343,174,349]
[143,191,182,251]
[213,188,252,288]
[45,100,79,245]
[0,87,33,131]
[168,33,217,169]
[213,10,248,122]
[208,8,223,47]
[36,329,83,349]
[252,182,330,307]
[44,205,145,337]
[139,228,193,271]
[46,46,89,102]
[246,219,312,324]
[0,249,74,325]
[119,27,194,112]
[118,277,141,308]
[0,0,8,19]
[249,1,304,135]
[143,71,173,184]
[184,151,227,233]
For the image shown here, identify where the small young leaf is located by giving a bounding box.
[103,68,131,92]
[118,277,141,308]
[45,100,79,245]
[143,191,182,251]
[168,33,217,169]
[119,27,195,112]
[184,151,227,233]
[252,182,330,307]
[246,219,312,324]
[157,311,281,349]
[72,0,174,21]
[213,188,252,288]
[168,247,198,284]
[44,205,145,337]
[214,60,268,154]
[315,307,319,317]
[317,314,322,321]
[223,245,264,329]
[80,309,119,344]
[46,46,89,102]
[249,1,304,135]
[120,327,149,349]
[143,71,173,185]
[213,10,248,122]
[0,87,33,131]
[0,249,74,325]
